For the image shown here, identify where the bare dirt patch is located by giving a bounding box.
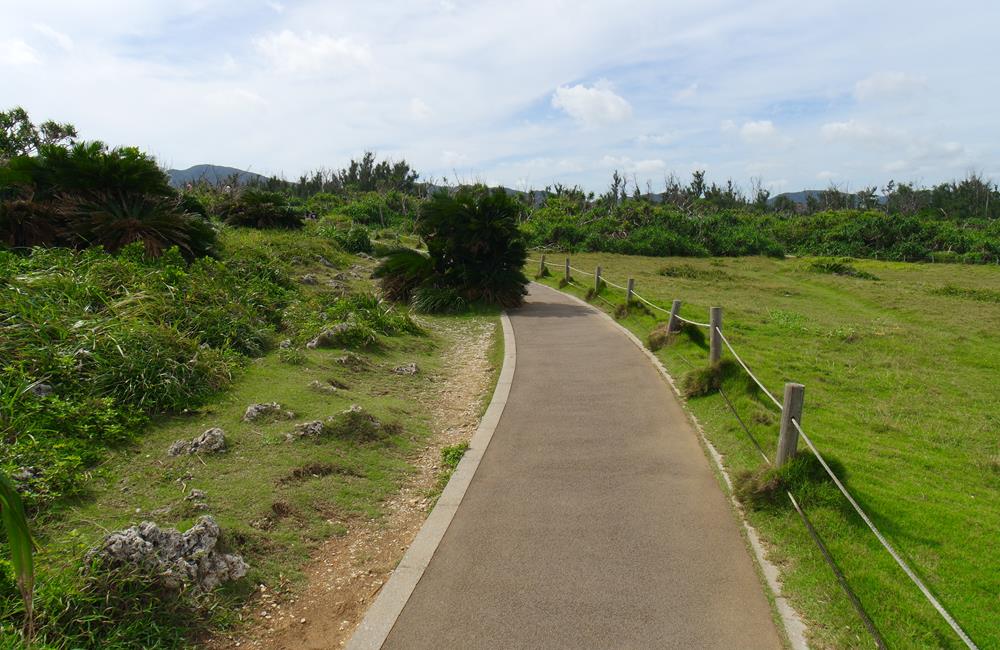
[208,318,497,649]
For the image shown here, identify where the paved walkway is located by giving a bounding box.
[381,283,782,648]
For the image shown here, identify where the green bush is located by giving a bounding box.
[1,142,218,259]
[216,189,303,229]
[334,225,373,254]
[419,186,529,307]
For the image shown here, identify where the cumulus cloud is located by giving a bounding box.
[820,120,900,147]
[854,71,927,102]
[552,82,632,127]
[722,119,788,145]
[253,30,371,74]
[0,39,40,65]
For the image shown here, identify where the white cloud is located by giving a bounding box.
[854,71,927,102]
[266,1,286,13]
[552,82,632,127]
[253,30,371,74]
[820,120,898,146]
[636,132,677,146]
[33,23,73,51]
[673,82,698,101]
[723,119,788,145]
[409,98,432,121]
[0,39,40,65]
[740,120,777,143]
[441,150,468,166]
[817,170,838,180]
[600,155,665,174]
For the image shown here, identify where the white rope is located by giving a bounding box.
[791,419,978,650]
[567,264,593,276]
[632,292,672,314]
[674,314,711,329]
[602,277,627,290]
[716,328,783,410]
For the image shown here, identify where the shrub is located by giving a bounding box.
[336,225,373,254]
[57,192,218,260]
[418,186,529,307]
[216,189,303,229]
[373,248,433,302]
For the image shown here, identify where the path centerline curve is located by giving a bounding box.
[352,283,783,649]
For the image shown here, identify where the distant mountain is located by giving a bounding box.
[167,164,267,188]
[770,190,824,205]
[771,189,887,206]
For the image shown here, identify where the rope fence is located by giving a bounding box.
[526,253,979,650]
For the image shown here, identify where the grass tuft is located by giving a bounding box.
[807,257,879,280]
[680,359,738,398]
[734,452,846,512]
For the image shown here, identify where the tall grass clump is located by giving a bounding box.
[0,232,320,509]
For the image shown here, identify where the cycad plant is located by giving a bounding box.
[0,472,34,642]
[374,186,528,311]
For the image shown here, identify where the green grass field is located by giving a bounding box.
[532,252,998,649]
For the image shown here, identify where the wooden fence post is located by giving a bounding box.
[564,258,571,282]
[668,300,681,332]
[538,254,546,277]
[776,383,805,467]
[595,266,602,292]
[709,307,723,364]
[626,278,635,303]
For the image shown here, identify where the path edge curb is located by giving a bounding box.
[537,282,810,650]
[346,311,516,650]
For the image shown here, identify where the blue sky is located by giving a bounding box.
[2,0,998,193]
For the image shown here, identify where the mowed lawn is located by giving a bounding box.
[532,252,998,649]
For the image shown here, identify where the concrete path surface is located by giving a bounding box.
[380,283,782,648]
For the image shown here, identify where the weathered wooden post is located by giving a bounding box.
[595,266,602,292]
[668,300,681,332]
[709,306,723,364]
[776,383,805,467]
[565,258,571,282]
[538,254,546,276]
[626,278,635,303]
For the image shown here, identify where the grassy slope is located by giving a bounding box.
[27,251,500,647]
[533,253,998,649]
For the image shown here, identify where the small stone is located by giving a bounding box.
[29,383,53,397]
[186,489,207,501]
[167,427,227,457]
[279,339,292,349]
[307,323,352,349]
[243,402,295,422]
[300,274,318,285]
[392,362,419,376]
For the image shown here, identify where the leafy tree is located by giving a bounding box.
[0,106,77,162]
[338,151,419,194]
